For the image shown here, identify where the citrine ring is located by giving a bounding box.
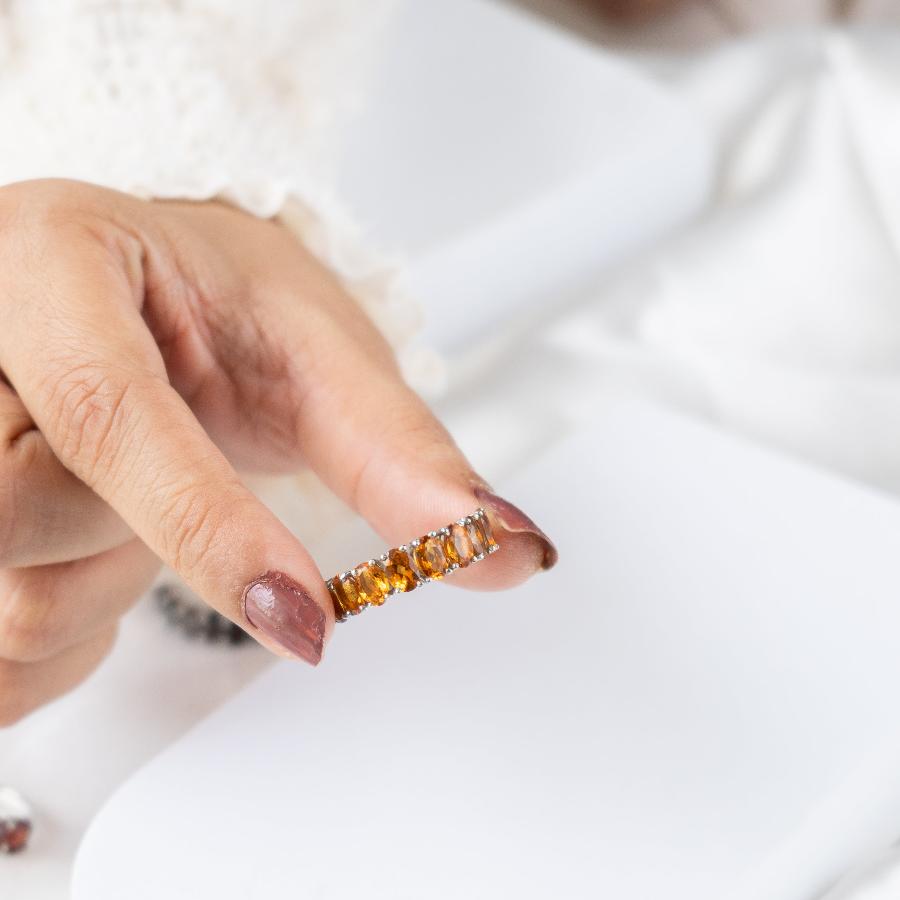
[327,508,499,621]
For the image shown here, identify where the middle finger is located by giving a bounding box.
[0,538,160,663]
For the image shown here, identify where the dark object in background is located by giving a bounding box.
[590,0,859,22]
[154,583,251,645]
[0,787,32,854]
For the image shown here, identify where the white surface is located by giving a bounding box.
[0,600,272,898]
[0,4,711,899]
[337,0,712,350]
[822,845,900,899]
[74,401,900,900]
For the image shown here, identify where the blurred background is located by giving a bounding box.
[413,0,900,499]
[519,0,895,49]
[10,2,900,899]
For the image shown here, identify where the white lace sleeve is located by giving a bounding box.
[0,0,432,382]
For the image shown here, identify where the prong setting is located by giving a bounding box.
[326,508,499,621]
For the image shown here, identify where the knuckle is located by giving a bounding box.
[0,577,60,663]
[0,180,141,293]
[42,364,134,485]
[0,178,70,219]
[0,179,101,229]
[0,620,50,665]
[0,180,87,255]
[158,481,241,577]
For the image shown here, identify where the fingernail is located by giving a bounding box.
[473,485,559,570]
[243,571,326,666]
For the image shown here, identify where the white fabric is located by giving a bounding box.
[540,32,900,897]
[0,0,428,381]
[822,847,900,899]
[0,0,384,216]
[554,28,900,497]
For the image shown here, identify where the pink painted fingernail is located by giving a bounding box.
[243,571,326,666]
[474,485,558,570]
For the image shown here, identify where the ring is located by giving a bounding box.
[327,508,499,621]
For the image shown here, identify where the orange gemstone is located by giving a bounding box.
[356,562,390,606]
[338,574,364,614]
[385,548,418,592]
[445,523,475,568]
[328,580,350,620]
[480,513,499,551]
[442,531,458,566]
[466,517,488,556]
[413,535,447,579]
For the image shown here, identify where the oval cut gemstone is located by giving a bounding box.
[328,580,351,620]
[356,563,390,606]
[480,514,499,552]
[385,548,418,593]
[338,574,364,614]
[442,531,459,567]
[414,535,447,580]
[466,517,488,557]
[445,523,475,568]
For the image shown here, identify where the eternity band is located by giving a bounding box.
[327,508,499,622]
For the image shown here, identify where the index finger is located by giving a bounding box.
[0,199,333,665]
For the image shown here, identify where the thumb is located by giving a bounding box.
[267,293,559,591]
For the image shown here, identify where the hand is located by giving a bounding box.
[0,180,556,725]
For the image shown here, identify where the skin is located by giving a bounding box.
[591,0,684,21]
[0,179,554,726]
